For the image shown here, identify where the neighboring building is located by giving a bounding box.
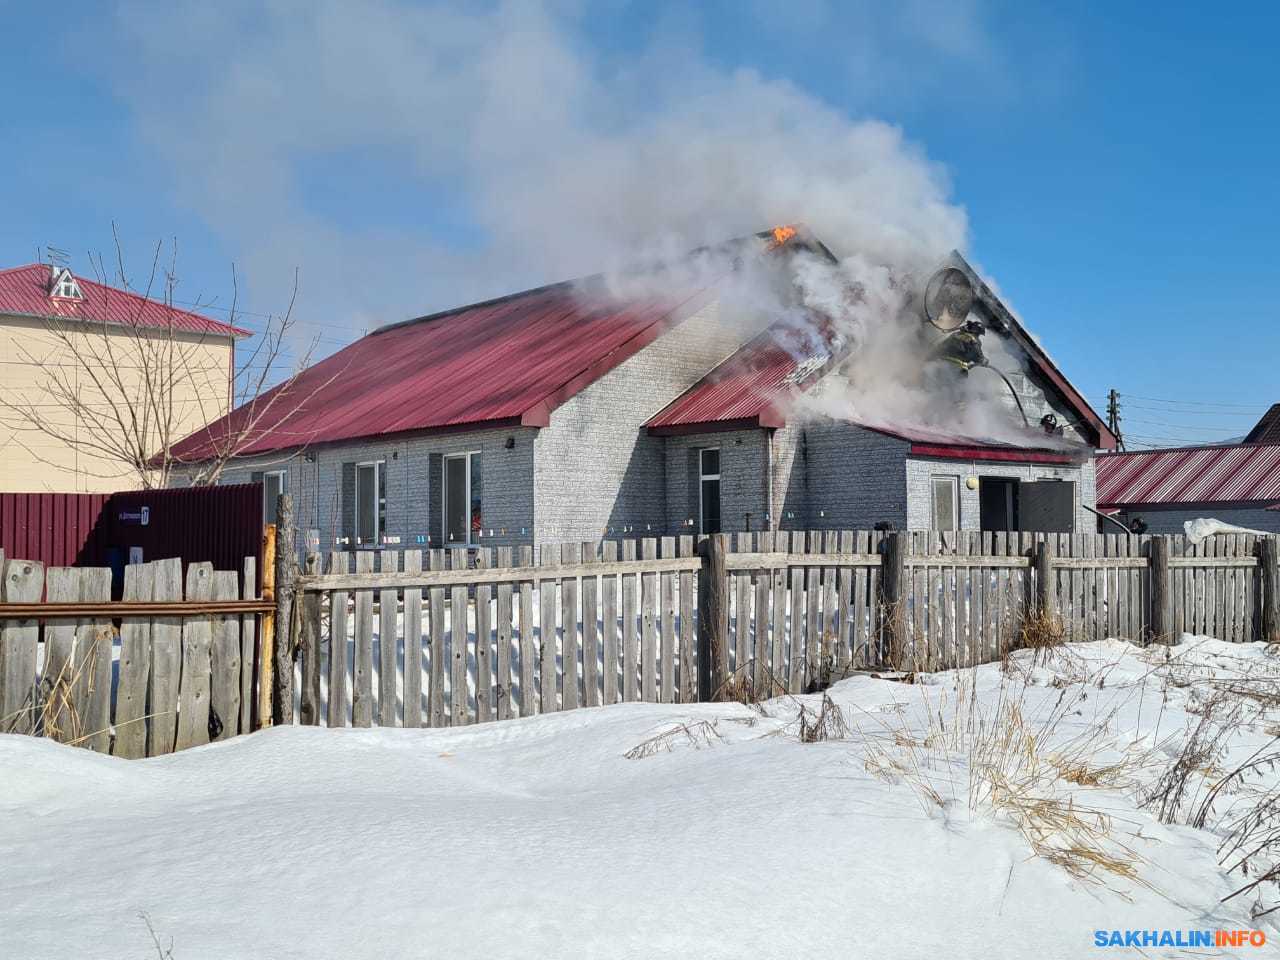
[169,232,1114,550]
[0,263,248,492]
[1097,443,1280,535]
[1244,404,1280,444]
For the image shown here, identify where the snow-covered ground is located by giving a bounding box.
[3,636,1279,959]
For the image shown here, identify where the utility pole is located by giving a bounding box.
[1106,388,1124,450]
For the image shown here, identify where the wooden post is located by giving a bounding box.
[1260,537,1280,645]
[879,532,908,668]
[299,552,322,726]
[1150,537,1172,644]
[273,494,296,725]
[1034,539,1056,619]
[697,533,728,701]
[257,522,277,729]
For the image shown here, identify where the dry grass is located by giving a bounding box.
[855,667,1150,889]
[798,693,849,743]
[1006,607,1068,666]
[624,720,724,760]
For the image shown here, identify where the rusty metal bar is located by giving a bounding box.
[0,600,274,619]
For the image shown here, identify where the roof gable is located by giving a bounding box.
[1245,404,1280,444]
[647,249,1113,449]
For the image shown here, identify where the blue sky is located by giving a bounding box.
[1,1,1275,446]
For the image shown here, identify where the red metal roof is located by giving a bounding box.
[171,280,709,460]
[646,324,817,432]
[646,324,1089,462]
[1096,444,1280,507]
[0,264,248,338]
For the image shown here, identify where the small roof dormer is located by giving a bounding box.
[48,265,83,301]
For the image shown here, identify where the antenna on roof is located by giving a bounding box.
[44,245,71,270]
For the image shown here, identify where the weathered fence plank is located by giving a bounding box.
[788,532,806,692]
[378,549,400,727]
[559,543,579,712]
[539,545,558,713]
[403,550,424,727]
[678,535,697,702]
[299,555,321,727]
[451,547,471,725]
[429,549,448,726]
[211,569,243,738]
[476,546,494,722]
[496,546,514,720]
[622,539,638,702]
[755,531,774,691]
[352,550,375,728]
[601,541,619,705]
[328,551,349,728]
[42,567,80,742]
[148,558,182,755]
[640,538,658,702]
[660,536,676,703]
[241,557,257,733]
[517,545,534,716]
[174,563,214,752]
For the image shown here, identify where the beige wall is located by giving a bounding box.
[0,315,235,492]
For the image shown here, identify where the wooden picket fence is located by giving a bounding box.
[0,550,268,756]
[3,529,1278,754]
[290,529,1280,730]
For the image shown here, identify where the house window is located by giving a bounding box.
[699,447,721,535]
[931,476,959,531]
[50,269,83,300]
[355,460,386,546]
[262,470,287,527]
[444,452,482,545]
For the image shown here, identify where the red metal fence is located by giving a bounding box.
[0,485,263,594]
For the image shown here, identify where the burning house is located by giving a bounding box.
[168,227,1114,550]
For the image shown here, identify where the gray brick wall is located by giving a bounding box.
[211,425,537,553]
[1115,505,1280,536]
[532,299,762,544]
[796,422,910,530]
[663,429,767,535]
[905,455,1096,533]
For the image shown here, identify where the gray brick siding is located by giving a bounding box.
[663,429,768,535]
[532,299,763,544]
[1114,505,1280,536]
[905,455,1096,533]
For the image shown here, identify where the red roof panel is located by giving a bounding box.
[171,280,706,460]
[1097,444,1280,507]
[0,264,248,338]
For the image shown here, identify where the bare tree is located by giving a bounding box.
[0,229,333,489]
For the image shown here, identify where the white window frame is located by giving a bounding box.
[699,446,721,536]
[262,469,287,525]
[50,269,83,300]
[355,459,384,547]
[931,475,960,532]
[443,451,481,547]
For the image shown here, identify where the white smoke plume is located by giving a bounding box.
[93,0,1061,444]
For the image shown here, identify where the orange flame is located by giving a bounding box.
[769,225,797,247]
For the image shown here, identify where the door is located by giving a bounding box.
[1018,480,1075,533]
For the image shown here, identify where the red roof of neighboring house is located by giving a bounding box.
[1096,444,1280,507]
[0,264,249,338]
[170,280,712,460]
[1245,404,1280,444]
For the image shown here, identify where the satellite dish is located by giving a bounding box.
[922,267,975,331]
